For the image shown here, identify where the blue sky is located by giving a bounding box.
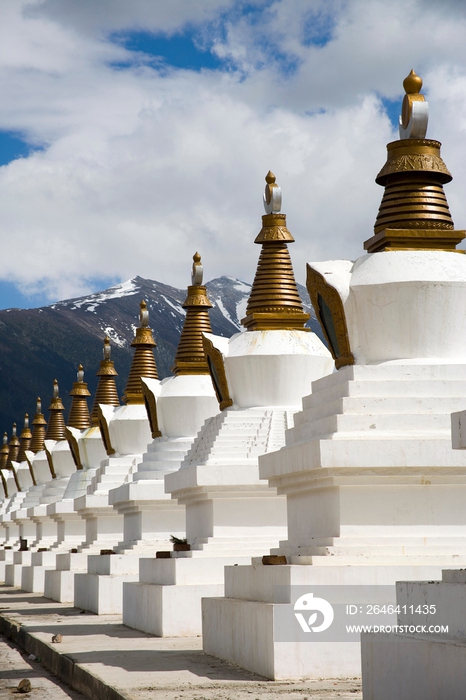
[1,0,466,310]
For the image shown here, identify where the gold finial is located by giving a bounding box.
[91,336,120,425]
[30,397,48,453]
[46,378,66,440]
[400,69,426,134]
[7,423,20,468]
[139,300,149,328]
[68,365,91,430]
[103,336,111,361]
[242,174,310,332]
[18,413,32,462]
[263,170,282,214]
[403,69,422,95]
[172,252,214,376]
[192,252,203,286]
[122,300,158,404]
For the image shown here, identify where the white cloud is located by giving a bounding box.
[0,0,465,301]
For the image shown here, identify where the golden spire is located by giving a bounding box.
[7,423,20,467]
[1,430,20,491]
[17,414,32,462]
[122,300,159,404]
[171,253,214,375]
[46,379,66,440]
[67,365,91,430]
[0,432,10,469]
[91,337,120,425]
[364,71,465,253]
[242,172,310,331]
[0,469,8,498]
[30,398,47,453]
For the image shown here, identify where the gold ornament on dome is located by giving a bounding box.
[0,432,10,470]
[0,469,8,498]
[97,404,116,456]
[68,365,92,430]
[122,300,159,405]
[65,427,84,469]
[9,465,21,492]
[202,335,233,410]
[142,381,162,439]
[46,380,67,441]
[30,397,47,453]
[172,253,214,376]
[44,444,57,479]
[18,414,32,463]
[242,172,310,332]
[364,71,465,253]
[7,423,20,467]
[0,432,9,496]
[306,265,353,369]
[91,337,120,426]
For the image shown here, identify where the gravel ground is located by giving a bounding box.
[0,633,85,699]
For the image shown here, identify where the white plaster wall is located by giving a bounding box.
[347,251,466,364]
[223,330,333,408]
[157,374,218,437]
[108,404,152,455]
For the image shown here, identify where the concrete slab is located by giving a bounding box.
[0,585,362,700]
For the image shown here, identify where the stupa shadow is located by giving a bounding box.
[21,621,147,638]
[65,647,267,681]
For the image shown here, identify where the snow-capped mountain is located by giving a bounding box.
[0,276,323,433]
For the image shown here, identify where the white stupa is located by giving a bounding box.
[71,302,159,612]
[75,253,220,615]
[44,338,123,603]
[122,172,333,637]
[202,71,466,680]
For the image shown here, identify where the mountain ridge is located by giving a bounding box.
[0,275,324,434]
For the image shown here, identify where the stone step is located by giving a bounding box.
[292,411,453,443]
[297,395,466,423]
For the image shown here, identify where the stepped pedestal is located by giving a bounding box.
[202,363,466,679]
[0,549,14,581]
[88,374,219,614]
[47,466,96,550]
[42,431,106,601]
[44,551,88,603]
[12,442,77,592]
[5,550,33,587]
[74,456,137,553]
[1,512,22,551]
[68,403,153,610]
[123,321,333,637]
[74,553,140,613]
[21,551,58,592]
[10,450,52,550]
[361,569,466,700]
[123,407,293,636]
[110,436,193,554]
